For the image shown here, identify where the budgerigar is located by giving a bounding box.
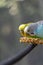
[19,21,43,39]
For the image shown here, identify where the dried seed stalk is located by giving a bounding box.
[20,37,43,44]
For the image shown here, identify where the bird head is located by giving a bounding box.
[19,23,32,36]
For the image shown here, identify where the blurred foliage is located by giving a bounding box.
[0,0,6,7]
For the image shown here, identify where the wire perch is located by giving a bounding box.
[0,44,37,65]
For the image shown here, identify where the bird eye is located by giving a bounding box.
[31,32,34,34]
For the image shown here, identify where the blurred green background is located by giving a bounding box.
[0,0,43,65]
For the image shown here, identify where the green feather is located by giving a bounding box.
[27,35,43,40]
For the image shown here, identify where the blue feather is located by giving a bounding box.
[34,24,43,38]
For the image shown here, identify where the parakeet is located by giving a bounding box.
[19,21,43,39]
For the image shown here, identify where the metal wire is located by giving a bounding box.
[0,44,37,65]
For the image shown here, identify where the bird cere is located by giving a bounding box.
[19,21,43,44]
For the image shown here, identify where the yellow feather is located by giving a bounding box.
[19,22,33,37]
